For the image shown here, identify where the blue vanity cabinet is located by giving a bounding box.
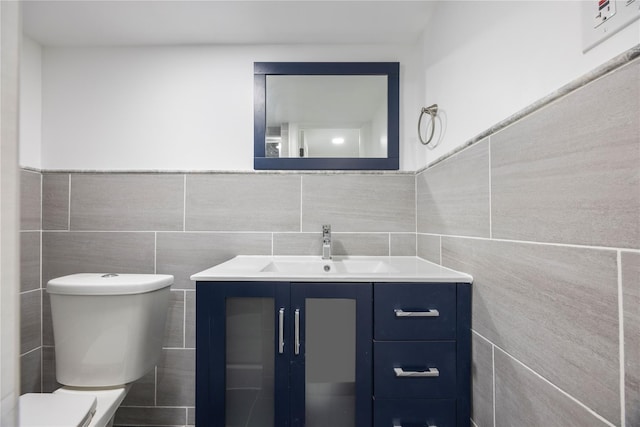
[373,282,471,427]
[196,280,470,427]
[196,281,373,427]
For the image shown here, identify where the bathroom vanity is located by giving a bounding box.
[192,256,472,427]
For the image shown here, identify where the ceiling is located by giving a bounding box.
[23,1,436,47]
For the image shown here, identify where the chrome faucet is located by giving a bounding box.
[322,225,332,260]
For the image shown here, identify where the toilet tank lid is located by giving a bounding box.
[47,273,174,295]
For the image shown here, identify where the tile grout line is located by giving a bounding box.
[618,250,626,427]
[299,176,303,232]
[42,230,160,234]
[183,290,187,349]
[183,174,187,232]
[472,329,493,344]
[414,172,418,235]
[495,345,616,427]
[67,174,71,230]
[488,136,492,239]
[39,172,43,230]
[492,343,496,427]
[43,229,437,236]
[162,346,196,350]
[40,173,44,392]
[20,346,41,359]
[472,329,617,427]
[35,225,640,254]
[154,366,158,406]
[415,232,640,253]
[154,232,157,274]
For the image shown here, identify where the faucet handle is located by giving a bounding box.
[321,225,332,260]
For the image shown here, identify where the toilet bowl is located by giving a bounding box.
[19,273,173,427]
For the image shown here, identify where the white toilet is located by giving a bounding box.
[19,273,173,427]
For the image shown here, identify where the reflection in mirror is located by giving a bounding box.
[265,75,387,159]
[254,62,399,170]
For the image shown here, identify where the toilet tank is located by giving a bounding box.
[47,273,173,387]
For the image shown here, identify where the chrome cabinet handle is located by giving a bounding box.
[278,308,285,354]
[393,367,440,377]
[394,309,439,317]
[294,308,300,355]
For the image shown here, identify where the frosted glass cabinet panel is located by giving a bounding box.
[225,298,275,427]
[304,299,356,427]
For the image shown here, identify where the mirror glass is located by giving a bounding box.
[265,75,387,159]
[254,62,399,170]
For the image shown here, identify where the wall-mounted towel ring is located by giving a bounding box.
[418,104,438,145]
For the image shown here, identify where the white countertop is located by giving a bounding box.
[190,255,473,283]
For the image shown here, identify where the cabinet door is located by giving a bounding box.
[290,283,372,427]
[196,282,290,427]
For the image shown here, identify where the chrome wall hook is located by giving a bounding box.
[418,104,438,145]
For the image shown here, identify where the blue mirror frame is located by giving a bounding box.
[254,62,399,170]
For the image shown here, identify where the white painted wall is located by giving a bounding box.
[33,1,638,172]
[40,43,423,171]
[19,36,42,169]
[417,0,640,168]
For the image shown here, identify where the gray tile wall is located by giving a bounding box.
[36,171,416,426]
[491,61,639,249]
[417,139,490,238]
[471,333,493,427]
[494,348,611,427]
[20,170,42,394]
[417,58,640,426]
[622,252,639,427]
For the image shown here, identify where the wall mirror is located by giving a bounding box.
[254,62,399,170]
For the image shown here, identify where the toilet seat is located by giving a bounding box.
[19,385,129,427]
[19,393,97,427]
[54,385,130,427]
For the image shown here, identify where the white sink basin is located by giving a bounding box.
[191,256,473,283]
[261,259,339,274]
[339,259,396,273]
[261,258,397,274]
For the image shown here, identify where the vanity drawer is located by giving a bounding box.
[374,341,456,399]
[374,398,456,427]
[374,283,456,340]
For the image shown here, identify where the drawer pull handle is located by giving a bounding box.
[278,308,285,354]
[394,309,439,317]
[394,367,440,377]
